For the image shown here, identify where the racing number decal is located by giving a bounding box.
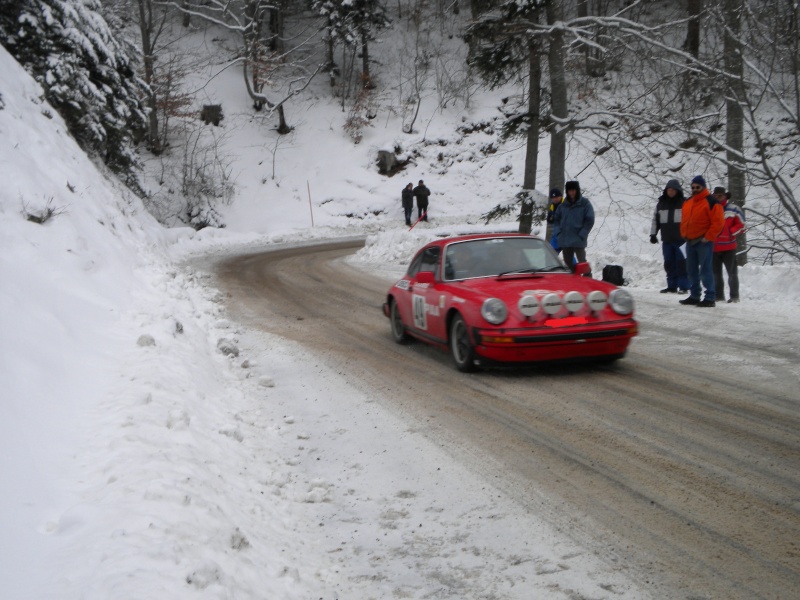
[412,294,427,330]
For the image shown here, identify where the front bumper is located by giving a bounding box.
[472,319,638,363]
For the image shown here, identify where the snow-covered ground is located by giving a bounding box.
[2,27,799,600]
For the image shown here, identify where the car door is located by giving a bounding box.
[406,246,447,342]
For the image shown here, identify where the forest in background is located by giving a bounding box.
[1,0,798,263]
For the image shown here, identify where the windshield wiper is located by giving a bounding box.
[537,265,570,272]
[498,267,542,276]
[498,265,567,276]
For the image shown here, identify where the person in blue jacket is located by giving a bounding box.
[546,188,564,254]
[553,180,595,273]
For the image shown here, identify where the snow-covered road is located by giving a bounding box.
[212,240,800,600]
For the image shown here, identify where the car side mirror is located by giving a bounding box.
[415,270,436,284]
[574,262,592,277]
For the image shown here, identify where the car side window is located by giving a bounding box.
[419,247,440,274]
[407,251,424,277]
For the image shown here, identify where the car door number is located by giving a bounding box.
[412,294,427,330]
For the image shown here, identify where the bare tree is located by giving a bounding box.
[539,2,800,261]
[685,0,702,57]
[136,0,168,154]
[576,0,609,77]
[518,37,543,234]
[161,0,324,134]
[545,0,567,242]
[467,0,550,232]
[721,0,747,263]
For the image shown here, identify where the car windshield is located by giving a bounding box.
[443,237,567,281]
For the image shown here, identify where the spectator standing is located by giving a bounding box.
[712,187,746,303]
[413,180,431,222]
[650,179,691,293]
[553,180,595,273]
[401,183,414,226]
[679,176,725,307]
[547,188,564,254]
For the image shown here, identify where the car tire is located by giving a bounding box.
[390,299,410,344]
[450,314,477,372]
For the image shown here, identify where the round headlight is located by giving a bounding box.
[481,298,508,324]
[563,291,585,313]
[586,290,608,312]
[541,293,563,315]
[609,289,634,315]
[518,294,540,317]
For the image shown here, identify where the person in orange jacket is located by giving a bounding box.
[679,175,725,307]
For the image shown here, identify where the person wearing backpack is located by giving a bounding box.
[650,179,691,293]
[679,176,725,307]
[712,187,746,303]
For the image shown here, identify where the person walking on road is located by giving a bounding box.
[679,176,724,307]
[650,179,691,293]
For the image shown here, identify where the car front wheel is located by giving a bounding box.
[390,299,410,344]
[450,314,477,372]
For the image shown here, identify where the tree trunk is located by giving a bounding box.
[137,0,161,154]
[577,0,604,76]
[244,0,265,109]
[325,16,336,85]
[268,4,285,53]
[519,37,541,234]
[685,0,702,58]
[723,0,747,265]
[361,32,371,87]
[277,104,291,134]
[790,0,800,121]
[546,0,567,243]
[181,0,190,27]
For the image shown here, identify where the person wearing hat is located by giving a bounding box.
[650,179,690,293]
[679,175,725,307]
[553,180,594,273]
[712,187,746,303]
[546,188,564,254]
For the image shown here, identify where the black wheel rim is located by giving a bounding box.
[391,302,403,339]
[452,319,469,364]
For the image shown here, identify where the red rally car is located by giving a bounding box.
[382,233,638,371]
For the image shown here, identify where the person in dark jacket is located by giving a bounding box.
[413,180,430,222]
[553,180,594,273]
[650,179,691,293]
[401,183,414,226]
